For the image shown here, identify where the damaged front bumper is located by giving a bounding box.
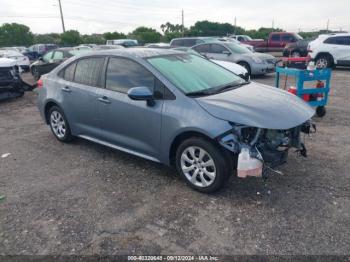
[218,121,315,177]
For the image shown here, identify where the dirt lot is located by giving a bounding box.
[0,69,349,256]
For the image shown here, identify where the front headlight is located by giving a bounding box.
[252,57,263,64]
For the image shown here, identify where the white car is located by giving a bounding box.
[211,59,249,81]
[0,50,30,71]
[308,33,350,68]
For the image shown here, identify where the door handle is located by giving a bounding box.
[98,96,111,104]
[61,86,72,93]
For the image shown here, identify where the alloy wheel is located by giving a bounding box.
[316,58,328,68]
[180,146,216,188]
[50,110,66,139]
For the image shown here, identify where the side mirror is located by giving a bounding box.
[222,50,231,55]
[127,86,155,106]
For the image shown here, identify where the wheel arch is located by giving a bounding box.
[315,52,335,65]
[44,100,61,124]
[236,60,251,74]
[168,130,223,167]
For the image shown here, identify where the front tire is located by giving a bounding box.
[237,61,251,76]
[48,106,73,142]
[175,137,231,193]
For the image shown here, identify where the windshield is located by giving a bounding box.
[225,43,252,54]
[147,54,244,95]
[294,33,303,40]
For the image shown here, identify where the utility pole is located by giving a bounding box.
[58,0,66,33]
[181,9,184,37]
[326,19,329,33]
[234,16,237,35]
[272,18,274,29]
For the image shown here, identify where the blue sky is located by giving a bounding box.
[0,0,349,34]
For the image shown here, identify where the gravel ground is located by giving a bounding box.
[0,69,349,257]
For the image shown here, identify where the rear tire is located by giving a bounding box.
[237,61,251,76]
[315,54,333,69]
[48,106,73,142]
[175,137,231,193]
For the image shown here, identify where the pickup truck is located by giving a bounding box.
[238,32,304,52]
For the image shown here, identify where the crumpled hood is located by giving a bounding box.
[0,58,17,67]
[196,82,315,130]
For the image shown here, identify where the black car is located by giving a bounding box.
[30,48,89,80]
[283,40,309,57]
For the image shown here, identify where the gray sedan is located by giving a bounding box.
[37,48,313,193]
[192,42,276,76]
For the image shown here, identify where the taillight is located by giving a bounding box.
[37,79,43,89]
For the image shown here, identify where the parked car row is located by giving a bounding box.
[230,31,350,69]
[30,44,125,80]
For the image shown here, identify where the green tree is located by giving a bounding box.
[187,20,245,37]
[160,22,184,41]
[60,30,82,46]
[0,23,34,47]
[245,27,283,40]
[103,31,126,40]
[129,27,162,44]
[34,33,61,44]
[82,34,105,44]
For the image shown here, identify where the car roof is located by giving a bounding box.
[75,48,183,59]
[171,37,217,41]
[319,33,350,38]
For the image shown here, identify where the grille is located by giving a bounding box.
[0,69,12,81]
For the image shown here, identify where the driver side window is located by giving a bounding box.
[210,44,228,54]
[106,57,155,93]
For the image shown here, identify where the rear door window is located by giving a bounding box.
[74,57,105,87]
[105,57,155,93]
[282,34,294,42]
[210,44,228,54]
[270,34,281,41]
[63,62,76,82]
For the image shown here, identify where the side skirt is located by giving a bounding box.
[78,135,161,163]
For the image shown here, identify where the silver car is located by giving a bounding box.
[192,42,276,76]
[37,48,313,193]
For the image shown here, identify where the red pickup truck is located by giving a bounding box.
[238,32,303,52]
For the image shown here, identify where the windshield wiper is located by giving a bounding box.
[186,89,213,97]
[213,81,250,94]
